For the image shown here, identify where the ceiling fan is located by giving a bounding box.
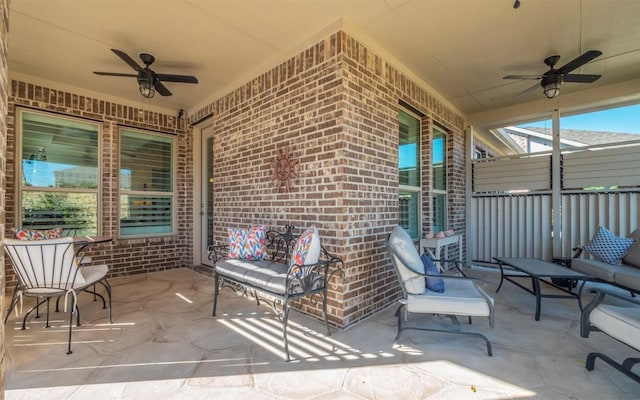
[503,50,602,99]
[93,49,198,98]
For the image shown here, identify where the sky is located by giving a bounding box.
[519,104,640,134]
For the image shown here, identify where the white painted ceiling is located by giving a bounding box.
[8,0,640,123]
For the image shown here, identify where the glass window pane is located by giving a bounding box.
[21,111,98,189]
[120,129,174,237]
[22,191,97,236]
[120,130,173,192]
[399,110,420,187]
[399,191,419,239]
[433,129,446,191]
[120,195,173,236]
[433,194,446,234]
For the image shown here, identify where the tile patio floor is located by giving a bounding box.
[3,267,638,399]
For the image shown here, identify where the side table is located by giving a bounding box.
[419,234,462,271]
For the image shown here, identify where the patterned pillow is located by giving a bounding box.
[15,227,63,240]
[227,225,268,260]
[290,226,321,268]
[421,253,444,293]
[584,226,633,265]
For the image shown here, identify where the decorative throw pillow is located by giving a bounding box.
[15,227,63,240]
[421,253,445,293]
[584,226,633,265]
[622,239,640,269]
[227,225,268,260]
[290,226,321,269]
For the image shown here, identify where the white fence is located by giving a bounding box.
[470,142,640,264]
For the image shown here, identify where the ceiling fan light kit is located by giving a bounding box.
[503,50,602,99]
[94,49,198,99]
[543,80,561,99]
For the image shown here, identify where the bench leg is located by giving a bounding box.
[212,273,219,317]
[283,300,291,362]
[322,288,331,336]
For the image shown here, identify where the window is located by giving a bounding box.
[432,127,447,234]
[18,110,100,236]
[120,129,174,237]
[399,109,421,239]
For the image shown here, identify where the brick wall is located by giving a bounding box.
[5,81,192,287]
[1,0,9,396]
[190,31,466,327]
[3,29,467,331]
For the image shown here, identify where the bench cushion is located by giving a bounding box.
[215,259,322,296]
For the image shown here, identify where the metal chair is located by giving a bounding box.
[386,225,495,356]
[581,286,640,383]
[3,237,112,354]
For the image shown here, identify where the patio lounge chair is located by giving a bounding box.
[386,225,495,356]
[3,237,112,354]
[580,286,640,383]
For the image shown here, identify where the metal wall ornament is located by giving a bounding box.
[271,147,298,192]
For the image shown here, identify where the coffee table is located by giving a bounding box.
[493,257,596,321]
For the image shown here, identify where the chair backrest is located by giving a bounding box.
[4,237,85,293]
[386,225,425,296]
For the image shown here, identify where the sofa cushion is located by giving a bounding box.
[622,239,640,269]
[572,258,624,281]
[613,264,640,291]
[584,226,632,265]
[628,228,640,240]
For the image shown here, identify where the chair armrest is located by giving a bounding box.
[586,286,640,307]
[431,258,468,277]
[572,246,584,258]
[581,286,640,338]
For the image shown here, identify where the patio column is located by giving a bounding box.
[552,109,561,258]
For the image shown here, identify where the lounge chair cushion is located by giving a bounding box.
[584,226,632,265]
[388,225,425,295]
[421,253,444,293]
[590,303,640,352]
[407,279,492,316]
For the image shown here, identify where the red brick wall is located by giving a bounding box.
[5,81,192,286]
[190,31,466,327]
[3,30,467,330]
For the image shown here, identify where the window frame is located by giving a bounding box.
[432,126,448,233]
[16,108,102,235]
[118,127,176,238]
[398,108,422,240]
